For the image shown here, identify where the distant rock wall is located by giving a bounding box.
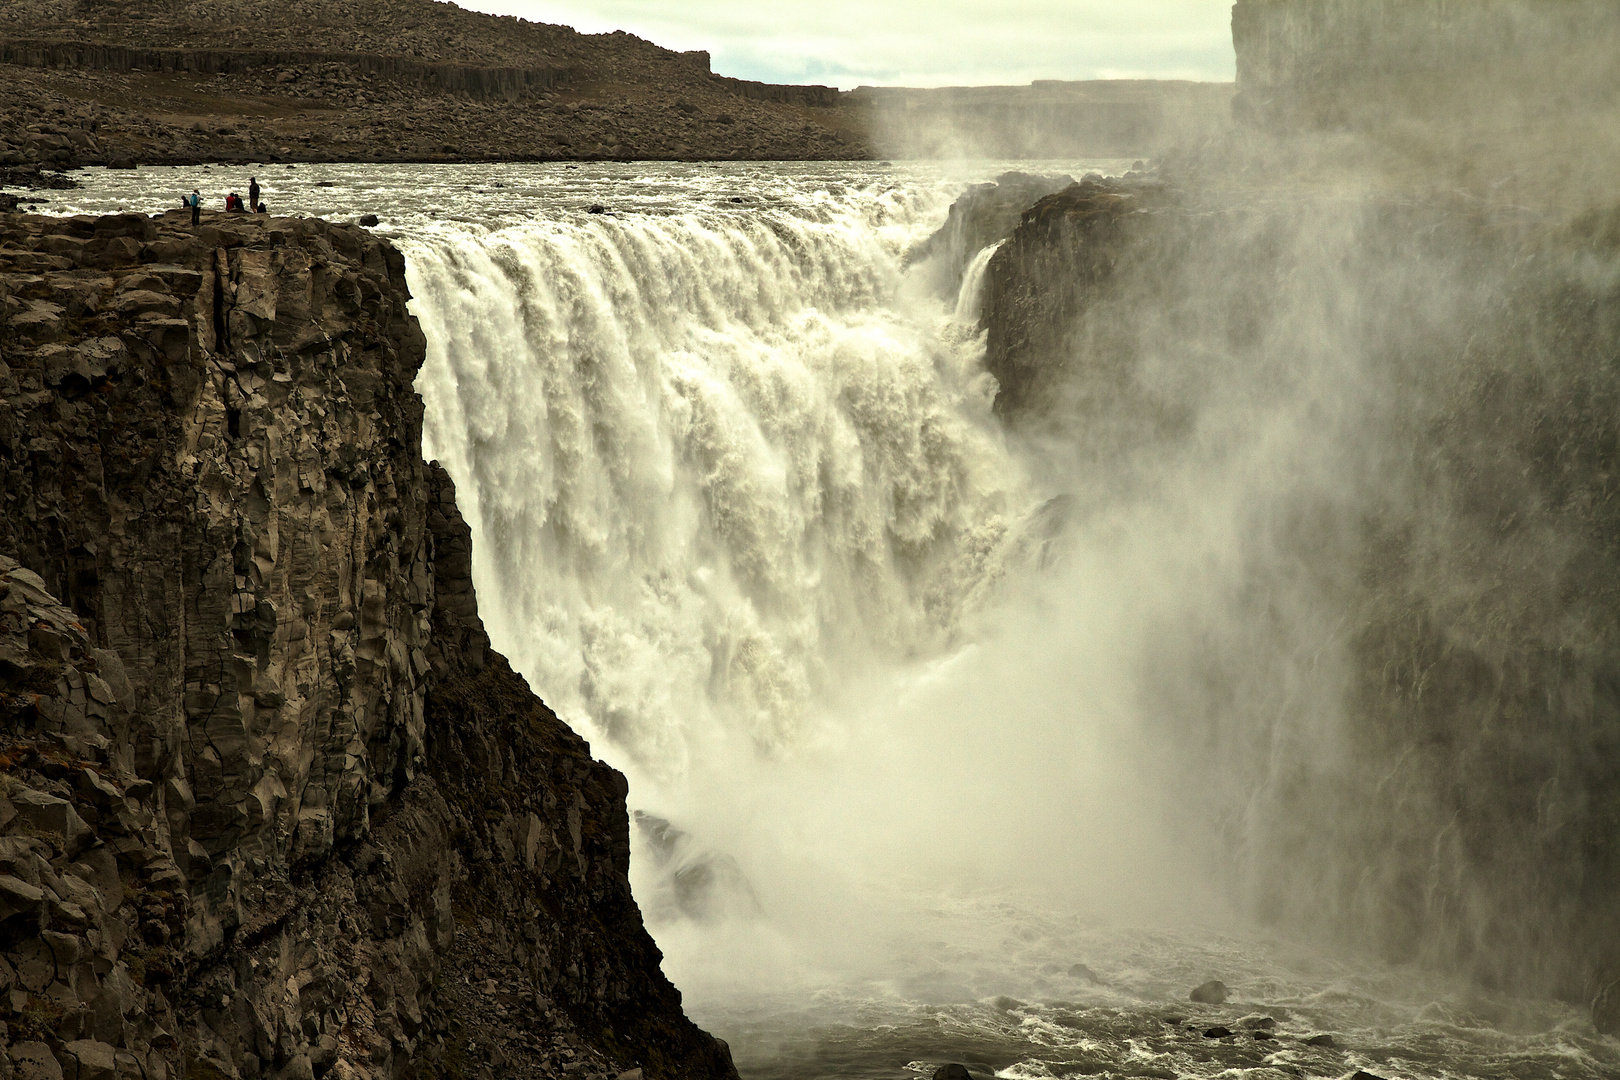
[1231,0,1620,129]
[0,39,570,100]
[0,210,736,1080]
[854,81,1232,160]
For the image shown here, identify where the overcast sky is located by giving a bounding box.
[458,1,1237,89]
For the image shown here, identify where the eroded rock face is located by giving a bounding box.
[980,174,1161,419]
[976,179,1620,1013]
[0,210,735,1080]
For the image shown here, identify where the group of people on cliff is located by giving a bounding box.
[181,175,267,223]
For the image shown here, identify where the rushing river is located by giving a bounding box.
[44,162,1620,1080]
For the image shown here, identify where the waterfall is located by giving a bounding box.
[400,176,1210,1015]
[404,186,1033,783]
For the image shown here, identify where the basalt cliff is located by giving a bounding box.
[962,142,1620,1025]
[0,208,737,1080]
[959,7,1620,1019]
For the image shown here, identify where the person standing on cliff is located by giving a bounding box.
[249,176,261,212]
[187,188,201,226]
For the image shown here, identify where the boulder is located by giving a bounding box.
[61,1042,117,1080]
[1202,1026,1233,1039]
[1189,979,1228,1004]
[0,873,45,919]
[1303,1033,1336,1048]
[1068,962,1100,982]
[7,1044,62,1080]
[7,785,94,854]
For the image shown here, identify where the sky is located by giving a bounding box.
[456,1,1238,89]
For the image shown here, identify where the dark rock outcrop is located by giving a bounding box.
[907,171,1075,297]
[0,209,735,1080]
[981,174,1160,419]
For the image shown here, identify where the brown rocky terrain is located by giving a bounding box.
[0,207,736,1080]
[0,0,866,169]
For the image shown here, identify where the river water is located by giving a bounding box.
[41,162,1620,1080]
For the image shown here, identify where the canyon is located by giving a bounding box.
[4,2,1620,1078]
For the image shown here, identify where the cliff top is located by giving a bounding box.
[0,0,715,83]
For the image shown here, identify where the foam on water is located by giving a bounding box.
[45,162,1620,1080]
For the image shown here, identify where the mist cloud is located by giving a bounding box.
[459,0,1237,88]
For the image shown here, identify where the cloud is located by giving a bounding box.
[458,0,1236,88]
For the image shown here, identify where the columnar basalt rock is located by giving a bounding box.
[0,210,736,1080]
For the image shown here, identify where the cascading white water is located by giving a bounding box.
[398,171,1221,1048]
[406,185,1034,779]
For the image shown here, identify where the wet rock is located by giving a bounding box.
[931,1066,994,1080]
[908,170,1076,294]
[1304,1033,1337,1048]
[1240,1015,1276,1030]
[1348,1072,1387,1080]
[1202,1026,1233,1039]
[1068,962,1100,982]
[980,174,1158,418]
[1594,979,1620,1035]
[1189,979,1229,1004]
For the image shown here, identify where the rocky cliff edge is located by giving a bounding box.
[0,208,736,1080]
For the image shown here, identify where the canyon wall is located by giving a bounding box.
[855,81,1231,160]
[974,167,1620,1023]
[0,209,735,1080]
[0,0,863,170]
[0,40,571,100]
[1231,0,1620,130]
